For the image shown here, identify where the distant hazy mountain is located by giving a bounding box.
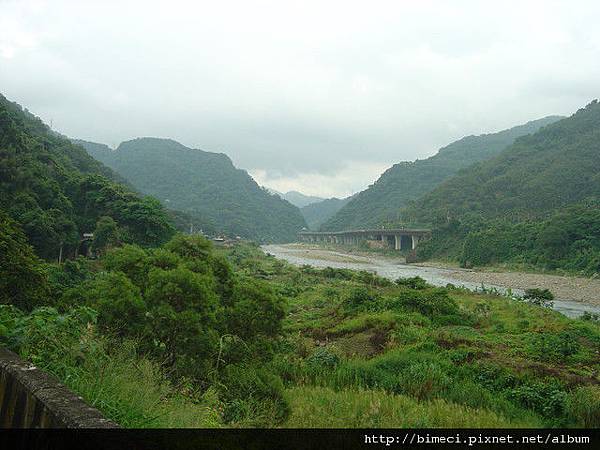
[300,197,353,230]
[268,190,324,208]
[75,137,307,242]
[320,116,563,231]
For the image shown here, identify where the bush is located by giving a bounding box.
[0,306,220,428]
[219,364,289,426]
[566,386,600,427]
[0,305,97,368]
[395,276,429,290]
[391,289,459,317]
[507,381,568,422]
[523,288,554,308]
[60,272,146,336]
[321,267,354,280]
[226,277,285,340]
[342,287,379,312]
[526,331,581,362]
[306,347,340,370]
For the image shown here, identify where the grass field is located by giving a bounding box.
[227,244,600,428]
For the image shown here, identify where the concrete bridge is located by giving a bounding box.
[298,228,431,251]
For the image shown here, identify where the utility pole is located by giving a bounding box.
[58,243,63,264]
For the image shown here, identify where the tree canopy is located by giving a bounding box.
[0,94,175,260]
[404,101,600,273]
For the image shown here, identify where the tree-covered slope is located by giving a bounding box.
[0,94,174,260]
[76,138,307,242]
[405,100,600,273]
[300,196,352,230]
[321,116,562,231]
[406,102,600,224]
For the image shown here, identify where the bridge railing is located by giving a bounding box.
[0,346,117,428]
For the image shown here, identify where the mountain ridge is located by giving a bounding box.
[403,100,600,273]
[76,137,307,242]
[320,115,564,231]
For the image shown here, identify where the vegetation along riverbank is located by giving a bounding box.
[2,234,599,428]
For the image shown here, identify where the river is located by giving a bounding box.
[262,244,600,319]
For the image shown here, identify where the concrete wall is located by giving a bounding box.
[0,347,117,428]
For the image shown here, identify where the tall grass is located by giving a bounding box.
[53,340,222,428]
[283,386,541,428]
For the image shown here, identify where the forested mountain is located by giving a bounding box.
[300,196,352,230]
[274,190,324,208]
[321,116,563,231]
[0,94,174,260]
[76,138,306,242]
[405,100,600,273]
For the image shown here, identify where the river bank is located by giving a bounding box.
[263,244,600,316]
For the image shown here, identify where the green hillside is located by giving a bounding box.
[76,138,306,242]
[321,116,562,231]
[301,196,352,230]
[404,100,600,273]
[0,94,174,260]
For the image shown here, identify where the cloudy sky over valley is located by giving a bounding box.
[2,0,600,197]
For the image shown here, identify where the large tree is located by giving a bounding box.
[0,212,49,310]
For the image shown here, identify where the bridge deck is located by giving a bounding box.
[298,228,431,236]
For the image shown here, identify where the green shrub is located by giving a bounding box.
[580,311,600,322]
[219,364,289,426]
[566,386,600,427]
[507,381,568,423]
[321,267,354,280]
[356,271,393,287]
[523,288,554,308]
[391,289,459,317]
[306,347,340,369]
[342,287,379,313]
[395,276,429,290]
[60,272,146,336]
[526,331,581,362]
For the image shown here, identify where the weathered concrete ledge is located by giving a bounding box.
[0,346,118,428]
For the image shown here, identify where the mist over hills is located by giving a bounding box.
[300,197,353,230]
[267,189,325,208]
[75,137,307,242]
[321,116,563,231]
[265,189,349,229]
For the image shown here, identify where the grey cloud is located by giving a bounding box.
[1,0,600,196]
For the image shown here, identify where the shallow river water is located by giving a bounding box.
[262,245,600,319]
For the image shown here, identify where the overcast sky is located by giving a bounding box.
[1,0,599,197]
